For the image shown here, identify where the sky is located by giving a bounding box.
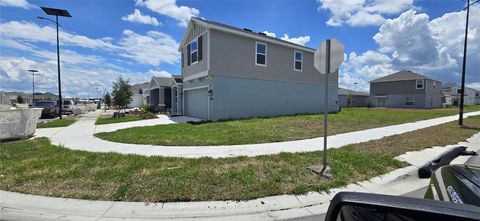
[0,0,479,98]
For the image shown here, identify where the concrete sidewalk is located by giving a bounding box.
[3,133,479,221]
[35,111,480,158]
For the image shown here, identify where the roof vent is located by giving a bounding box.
[258,32,266,36]
[243,28,252,32]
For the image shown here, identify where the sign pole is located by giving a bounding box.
[321,39,330,175]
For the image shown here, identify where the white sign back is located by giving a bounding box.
[314,39,345,74]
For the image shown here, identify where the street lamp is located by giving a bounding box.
[28,69,39,103]
[459,0,478,126]
[38,7,71,119]
[354,82,358,91]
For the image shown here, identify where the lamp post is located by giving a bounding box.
[354,82,358,91]
[28,69,39,103]
[459,0,478,125]
[38,7,71,119]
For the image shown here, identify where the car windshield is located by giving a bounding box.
[34,102,55,107]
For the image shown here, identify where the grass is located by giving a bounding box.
[95,106,480,146]
[2,116,480,202]
[95,115,143,125]
[37,119,76,128]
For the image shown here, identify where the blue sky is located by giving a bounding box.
[1,0,479,98]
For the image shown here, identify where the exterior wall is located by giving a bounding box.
[209,30,335,86]
[449,86,477,106]
[128,94,144,108]
[181,23,208,79]
[209,76,338,121]
[370,79,442,108]
[338,95,369,107]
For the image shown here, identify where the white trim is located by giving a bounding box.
[416,79,424,89]
[184,71,208,81]
[207,30,211,73]
[293,50,303,72]
[191,18,315,53]
[183,85,209,91]
[255,41,267,67]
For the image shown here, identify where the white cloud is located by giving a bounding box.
[263,31,276,37]
[0,20,181,67]
[317,0,414,27]
[340,6,480,92]
[262,31,310,46]
[0,21,117,50]
[147,70,173,77]
[122,9,161,26]
[118,29,180,66]
[136,0,199,27]
[0,56,152,97]
[0,0,35,9]
[280,34,311,46]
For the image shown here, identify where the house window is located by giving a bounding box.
[256,42,267,66]
[433,81,436,88]
[191,40,198,64]
[416,80,424,89]
[294,51,302,71]
[405,97,414,105]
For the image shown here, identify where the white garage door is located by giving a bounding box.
[185,88,208,119]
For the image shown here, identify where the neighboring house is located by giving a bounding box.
[0,91,34,105]
[369,70,443,109]
[145,75,183,112]
[441,82,478,106]
[338,88,369,108]
[178,17,338,120]
[128,82,149,108]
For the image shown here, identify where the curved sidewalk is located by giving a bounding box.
[2,134,479,220]
[36,111,480,158]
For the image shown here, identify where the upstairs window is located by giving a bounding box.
[294,51,302,71]
[256,42,267,66]
[416,80,424,89]
[191,40,198,64]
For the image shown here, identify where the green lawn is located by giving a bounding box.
[95,115,143,125]
[2,116,479,202]
[95,106,480,146]
[37,119,76,128]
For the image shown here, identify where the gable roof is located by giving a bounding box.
[180,17,315,52]
[370,70,434,83]
[338,88,369,96]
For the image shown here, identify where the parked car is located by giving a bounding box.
[62,99,75,115]
[33,100,58,118]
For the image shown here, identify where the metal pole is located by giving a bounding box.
[459,0,470,126]
[32,72,35,103]
[321,39,331,174]
[56,15,62,119]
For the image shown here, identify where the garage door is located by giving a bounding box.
[185,88,208,119]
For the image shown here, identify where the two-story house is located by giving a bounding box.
[178,17,338,120]
[370,70,443,108]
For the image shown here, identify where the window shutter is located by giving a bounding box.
[187,44,191,65]
[198,35,203,61]
[181,52,184,67]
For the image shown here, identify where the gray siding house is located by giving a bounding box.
[370,70,443,109]
[338,88,369,107]
[441,82,478,106]
[146,76,182,112]
[179,17,338,120]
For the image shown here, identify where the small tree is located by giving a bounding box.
[16,95,24,104]
[104,92,112,109]
[111,77,133,117]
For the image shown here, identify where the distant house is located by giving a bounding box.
[178,17,338,120]
[0,91,28,105]
[441,82,478,106]
[369,70,443,108]
[128,82,149,108]
[145,76,182,113]
[338,88,369,107]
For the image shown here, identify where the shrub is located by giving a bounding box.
[142,104,151,113]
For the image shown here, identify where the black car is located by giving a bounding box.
[33,100,59,118]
